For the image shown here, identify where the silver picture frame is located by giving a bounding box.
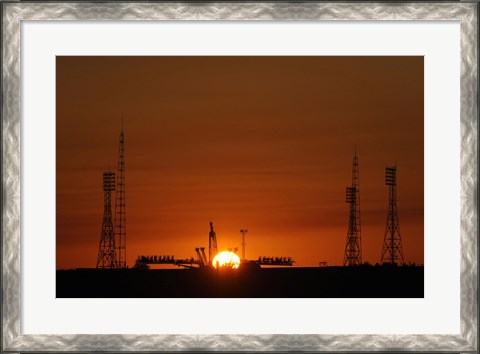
[2,1,478,352]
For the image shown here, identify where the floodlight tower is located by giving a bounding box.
[96,172,117,268]
[115,119,126,268]
[240,229,248,260]
[209,221,218,264]
[381,166,404,264]
[343,151,362,266]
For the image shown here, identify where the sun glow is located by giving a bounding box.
[212,251,241,269]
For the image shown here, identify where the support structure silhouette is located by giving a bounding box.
[96,172,117,268]
[344,151,362,266]
[115,119,126,268]
[381,166,404,264]
[209,222,218,265]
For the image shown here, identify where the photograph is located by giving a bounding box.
[3,2,476,352]
[56,56,424,298]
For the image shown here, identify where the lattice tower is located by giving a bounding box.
[381,166,404,264]
[96,172,117,268]
[114,121,126,268]
[343,152,362,266]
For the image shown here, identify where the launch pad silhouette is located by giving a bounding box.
[95,125,408,271]
[56,123,422,298]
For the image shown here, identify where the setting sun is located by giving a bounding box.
[212,251,241,269]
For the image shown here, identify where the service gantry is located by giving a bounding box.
[209,221,218,264]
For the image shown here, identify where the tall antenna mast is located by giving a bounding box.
[343,150,362,266]
[115,116,127,268]
[381,166,404,264]
[96,172,117,268]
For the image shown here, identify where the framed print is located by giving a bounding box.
[2,1,478,353]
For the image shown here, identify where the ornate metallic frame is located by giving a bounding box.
[1,1,478,352]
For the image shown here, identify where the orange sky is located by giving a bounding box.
[56,56,423,269]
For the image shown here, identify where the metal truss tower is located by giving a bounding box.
[115,120,127,268]
[343,152,362,266]
[381,166,404,264]
[96,172,117,268]
[209,221,218,265]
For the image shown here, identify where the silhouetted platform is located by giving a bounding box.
[56,265,423,298]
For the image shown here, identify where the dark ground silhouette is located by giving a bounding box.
[56,265,423,298]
